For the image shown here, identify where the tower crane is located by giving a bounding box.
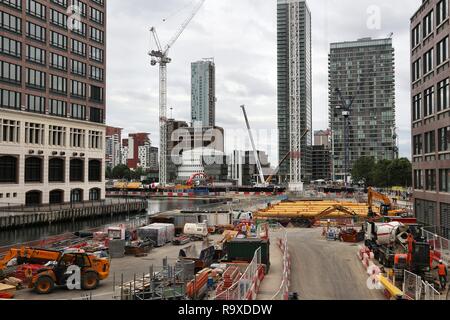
[149,0,206,186]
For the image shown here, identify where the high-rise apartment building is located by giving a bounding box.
[105,126,122,169]
[277,0,312,188]
[411,0,450,238]
[122,132,150,169]
[0,0,107,206]
[329,37,396,182]
[191,58,215,127]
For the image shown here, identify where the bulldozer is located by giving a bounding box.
[0,247,110,294]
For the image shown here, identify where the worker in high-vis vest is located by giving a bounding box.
[435,260,448,290]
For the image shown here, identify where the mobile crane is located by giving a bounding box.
[0,247,110,294]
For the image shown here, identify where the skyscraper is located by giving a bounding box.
[191,58,215,127]
[411,0,450,238]
[0,0,107,206]
[329,37,396,182]
[277,0,312,189]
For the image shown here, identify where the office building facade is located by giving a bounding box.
[277,0,312,187]
[329,37,396,182]
[411,0,450,238]
[191,58,215,128]
[0,0,107,206]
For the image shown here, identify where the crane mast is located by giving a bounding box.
[149,0,206,186]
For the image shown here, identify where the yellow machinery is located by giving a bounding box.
[0,247,110,294]
[113,181,143,190]
[367,187,408,217]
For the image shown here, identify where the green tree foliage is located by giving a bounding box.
[351,157,412,188]
[112,164,131,180]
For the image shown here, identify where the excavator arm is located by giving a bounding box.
[311,205,359,226]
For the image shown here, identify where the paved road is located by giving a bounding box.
[288,228,384,300]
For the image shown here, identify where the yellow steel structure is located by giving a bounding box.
[254,200,376,219]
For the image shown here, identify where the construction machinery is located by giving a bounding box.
[241,105,266,187]
[149,0,206,186]
[0,247,110,294]
[368,187,408,217]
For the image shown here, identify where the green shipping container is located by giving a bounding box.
[225,238,270,273]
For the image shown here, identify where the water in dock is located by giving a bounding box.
[0,198,214,247]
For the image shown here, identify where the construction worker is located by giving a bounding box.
[435,260,448,290]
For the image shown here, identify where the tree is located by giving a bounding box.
[131,167,146,180]
[351,156,376,186]
[373,159,392,188]
[105,166,112,179]
[112,164,130,180]
[388,158,412,187]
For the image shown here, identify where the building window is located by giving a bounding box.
[1,61,21,84]
[413,93,422,121]
[71,0,87,16]
[70,128,85,148]
[88,130,102,149]
[412,23,421,48]
[26,45,46,65]
[425,169,436,191]
[0,89,21,110]
[26,21,46,42]
[50,52,67,71]
[0,156,17,183]
[89,85,103,102]
[26,68,46,89]
[26,94,45,113]
[0,11,22,34]
[413,134,423,156]
[89,7,104,25]
[26,0,47,20]
[414,170,423,190]
[50,8,67,29]
[89,107,103,123]
[440,169,450,192]
[71,80,86,98]
[49,74,67,94]
[71,59,86,77]
[49,158,65,182]
[1,0,22,10]
[89,26,104,44]
[424,86,435,117]
[88,160,101,182]
[437,0,449,26]
[25,122,44,144]
[70,159,84,182]
[89,65,104,82]
[49,125,66,146]
[423,10,434,38]
[437,78,449,112]
[25,190,41,206]
[70,188,83,203]
[438,126,450,152]
[71,38,86,56]
[89,188,100,201]
[0,118,20,143]
[25,157,42,182]
[71,19,86,37]
[50,31,68,50]
[49,189,64,204]
[71,103,86,119]
[0,35,21,58]
[49,99,67,117]
[423,48,434,74]
[51,0,68,8]
[425,131,436,154]
[437,36,449,65]
[89,45,103,63]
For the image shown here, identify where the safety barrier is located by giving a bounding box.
[214,247,262,300]
[271,224,291,300]
[402,270,442,300]
[422,280,441,300]
[422,229,450,264]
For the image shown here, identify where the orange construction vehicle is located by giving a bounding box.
[0,247,110,294]
[367,187,408,217]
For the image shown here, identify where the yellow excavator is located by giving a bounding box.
[0,247,110,294]
[367,187,408,217]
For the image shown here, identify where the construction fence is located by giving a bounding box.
[271,224,291,300]
[402,270,441,300]
[422,229,450,264]
[214,247,264,300]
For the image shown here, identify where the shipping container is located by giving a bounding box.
[225,238,270,273]
[137,226,167,247]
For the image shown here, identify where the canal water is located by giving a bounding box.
[0,198,218,247]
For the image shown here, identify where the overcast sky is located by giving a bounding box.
[106,0,421,165]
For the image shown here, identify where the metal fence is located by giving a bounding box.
[422,229,450,264]
[403,270,421,300]
[422,280,441,300]
[271,224,290,300]
[214,247,262,300]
